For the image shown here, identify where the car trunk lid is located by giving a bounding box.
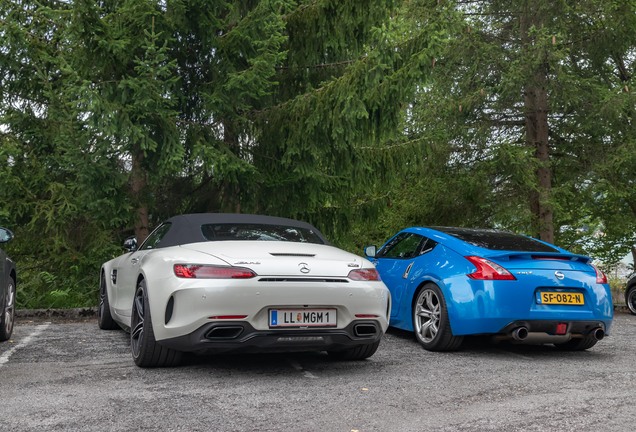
[180,241,365,277]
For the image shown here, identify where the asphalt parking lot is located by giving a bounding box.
[1,312,634,432]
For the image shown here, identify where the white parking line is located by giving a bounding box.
[0,323,51,367]
[288,359,318,379]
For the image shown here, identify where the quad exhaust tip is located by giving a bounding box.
[206,326,244,339]
[354,324,378,337]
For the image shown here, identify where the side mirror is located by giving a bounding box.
[0,227,14,244]
[364,245,377,258]
[123,236,138,252]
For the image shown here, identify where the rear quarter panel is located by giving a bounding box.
[391,244,473,332]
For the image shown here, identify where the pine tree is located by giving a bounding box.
[0,0,459,306]
[389,0,635,261]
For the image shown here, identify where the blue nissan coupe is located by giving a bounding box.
[365,227,613,351]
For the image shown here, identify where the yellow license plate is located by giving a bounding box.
[539,292,584,305]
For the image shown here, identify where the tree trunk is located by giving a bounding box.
[131,148,150,244]
[219,120,241,213]
[521,2,554,243]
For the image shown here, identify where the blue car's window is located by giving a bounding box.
[201,223,325,244]
[378,233,430,259]
[435,227,559,252]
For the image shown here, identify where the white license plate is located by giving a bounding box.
[269,309,337,328]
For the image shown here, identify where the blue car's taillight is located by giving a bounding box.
[465,256,516,281]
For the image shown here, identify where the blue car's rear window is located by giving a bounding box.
[434,227,559,252]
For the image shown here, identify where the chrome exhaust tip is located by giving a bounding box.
[511,326,529,341]
[592,327,605,341]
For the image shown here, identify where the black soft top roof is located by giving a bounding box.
[156,213,328,248]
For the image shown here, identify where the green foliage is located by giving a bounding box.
[0,0,634,309]
[354,0,636,267]
[1,0,454,308]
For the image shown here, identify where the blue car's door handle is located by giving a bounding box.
[403,262,414,279]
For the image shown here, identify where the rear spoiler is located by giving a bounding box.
[486,252,591,264]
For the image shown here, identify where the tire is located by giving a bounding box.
[625,285,636,316]
[97,273,119,330]
[328,340,381,361]
[554,334,598,351]
[0,277,16,342]
[412,283,463,351]
[130,280,182,368]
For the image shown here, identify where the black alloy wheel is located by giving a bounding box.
[0,278,16,342]
[130,280,181,368]
[97,273,119,330]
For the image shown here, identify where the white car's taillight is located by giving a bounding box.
[348,268,381,281]
[174,264,257,279]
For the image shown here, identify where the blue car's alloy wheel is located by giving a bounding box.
[412,284,463,351]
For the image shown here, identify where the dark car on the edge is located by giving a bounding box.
[0,226,16,341]
[626,272,636,315]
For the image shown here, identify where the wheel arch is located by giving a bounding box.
[3,257,16,283]
[135,273,166,340]
[625,278,636,299]
[402,278,441,332]
[99,266,117,318]
[100,265,113,299]
[410,278,454,311]
[410,278,461,334]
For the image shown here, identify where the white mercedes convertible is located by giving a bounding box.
[99,213,390,367]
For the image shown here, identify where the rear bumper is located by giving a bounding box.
[157,319,383,354]
[445,279,614,336]
[451,315,613,337]
[498,319,608,336]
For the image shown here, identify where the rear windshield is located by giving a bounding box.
[201,223,325,244]
[435,227,559,253]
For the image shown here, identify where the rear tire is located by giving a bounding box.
[412,283,463,351]
[130,280,182,367]
[0,277,16,342]
[625,285,636,315]
[554,335,598,351]
[328,340,381,360]
[97,273,119,330]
